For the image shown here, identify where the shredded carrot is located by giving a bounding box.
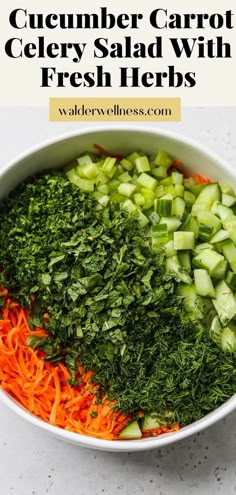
[0,298,181,440]
[193,173,212,185]
[93,144,123,160]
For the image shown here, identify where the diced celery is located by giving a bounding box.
[121,199,137,213]
[102,157,117,174]
[184,190,196,206]
[66,168,80,185]
[152,167,167,178]
[118,172,132,183]
[77,154,93,166]
[154,150,172,168]
[93,192,110,206]
[137,173,157,191]
[172,172,183,185]
[135,156,151,174]
[108,179,120,191]
[126,151,140,165]
[117,183,136,197]
[96,172,109,185]
[77,162,99,179]
[120,158,134,171]
[97,184,110,195]
[134,193,145,206]
[174,185,185,198]
[74,177,95,192]
[155,185,165,198]
[184,177,196,190]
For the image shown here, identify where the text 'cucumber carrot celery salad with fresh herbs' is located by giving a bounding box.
[0,145,236,441]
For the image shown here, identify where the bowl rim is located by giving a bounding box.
[0,123,236,451]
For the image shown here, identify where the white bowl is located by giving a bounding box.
[0,125,236,452]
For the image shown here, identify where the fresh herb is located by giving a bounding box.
[0,171,236,426]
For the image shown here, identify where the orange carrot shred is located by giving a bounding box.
[0,298,181,440]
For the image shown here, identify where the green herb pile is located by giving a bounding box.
[0,172,236,425]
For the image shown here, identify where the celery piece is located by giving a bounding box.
[78,162,99,179]
[174,185,185,198]
[77,154,93,166]
[172,172,183,185]
[152,167,167,179]
[154,150,172,168]
[135,156,151,174]
[75,177,95,192]
[137,173,157,191]
[102,157,117,174]
[118,172,132,183]
[97,184,110,195]
[118,183,136,197]
[120,158,134,171]
[134,193,145,206]
[126,151,140,165]
[93,192,110,207]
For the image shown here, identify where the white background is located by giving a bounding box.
[0,107,236,495]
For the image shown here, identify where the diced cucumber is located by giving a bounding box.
[193,183,221,210]
[197,212,221,234]
[211,260,228,280]
[210,229,229,244]
[192,249,224,275]
[223,216,236,244]
[149,211,160,225]
[179,252,191,272]
[182,216,199,237]
[193,243,214,256]
[151,224,169,246]
[212,281,236,326]
[184,190,196,206]
[198,224,214,242]
[164,240,176,257]
[209,315,223,345]
[174,232,195,251]
[222,193,236,207]
[221,326,236,353]
[218,204,234,222]
[159,217,182,232]
[156,194,173,216]
[220,182,235,196]
[222,240,236,272]
[118,420,142,439]
[226,271,236,291]
[177,284,204,319]
[141,414,164,431]
[166,256,192,284]
[211,201,220,217]
[194,269,215,298]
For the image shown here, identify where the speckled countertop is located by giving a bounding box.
[0,107,235,495]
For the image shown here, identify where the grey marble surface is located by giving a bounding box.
[0,107,235,495]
